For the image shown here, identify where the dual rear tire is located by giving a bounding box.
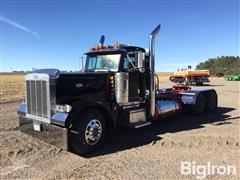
[190,91,217,115]
[206,91,218,112]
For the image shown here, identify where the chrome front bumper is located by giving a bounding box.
[18,104,69,150]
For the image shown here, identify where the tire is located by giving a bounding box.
[191,93,206,115]
[205,91,217,112]
[70,109,106,155]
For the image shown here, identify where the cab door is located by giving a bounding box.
[123,53,144,102]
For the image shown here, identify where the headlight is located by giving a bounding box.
[53,104,72,113]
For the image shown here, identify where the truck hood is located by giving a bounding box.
[55,72,110,104]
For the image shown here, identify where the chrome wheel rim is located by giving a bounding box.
[85,119,102,145]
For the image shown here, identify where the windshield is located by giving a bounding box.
[85,54,121,72]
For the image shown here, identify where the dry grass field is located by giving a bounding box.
[0,72,173,103]
[156,72,173,80]
[0,74,25,103]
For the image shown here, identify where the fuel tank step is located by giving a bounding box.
[119,107,151,128]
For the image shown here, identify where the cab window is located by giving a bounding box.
[123,54,137,71]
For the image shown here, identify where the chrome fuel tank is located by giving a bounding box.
[155,100,180,118]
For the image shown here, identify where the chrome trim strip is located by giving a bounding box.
[119,101,145,107]
[25,73,49,81]
[180,92,196,95]
[134,122,151,128]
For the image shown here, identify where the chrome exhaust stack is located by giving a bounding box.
[99,35,105,46]
[149,24,161,118]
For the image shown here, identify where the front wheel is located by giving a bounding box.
[70,109,106,155]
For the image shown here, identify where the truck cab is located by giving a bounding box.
[18,25,218,155]
[85,45,148,101]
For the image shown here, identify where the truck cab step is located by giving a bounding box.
[126,121,151,128]
[120,108,151,128]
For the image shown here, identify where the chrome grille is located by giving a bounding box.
[25,73,50,123]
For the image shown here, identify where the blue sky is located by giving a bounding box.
[0,0,239,72]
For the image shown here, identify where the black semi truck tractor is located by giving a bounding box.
[18,25,218,155]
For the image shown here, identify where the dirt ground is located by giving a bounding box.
[0,78,239,179]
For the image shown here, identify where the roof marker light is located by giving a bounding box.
[113,42,120,48]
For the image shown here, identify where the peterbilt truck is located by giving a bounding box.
[18,25,217,155]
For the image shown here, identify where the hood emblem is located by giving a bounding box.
[33,75,38,79]
[75,83,84,88]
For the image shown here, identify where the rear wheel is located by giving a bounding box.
[191,93,206,115]
[70,109,106,155]
[206,91,217,112]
